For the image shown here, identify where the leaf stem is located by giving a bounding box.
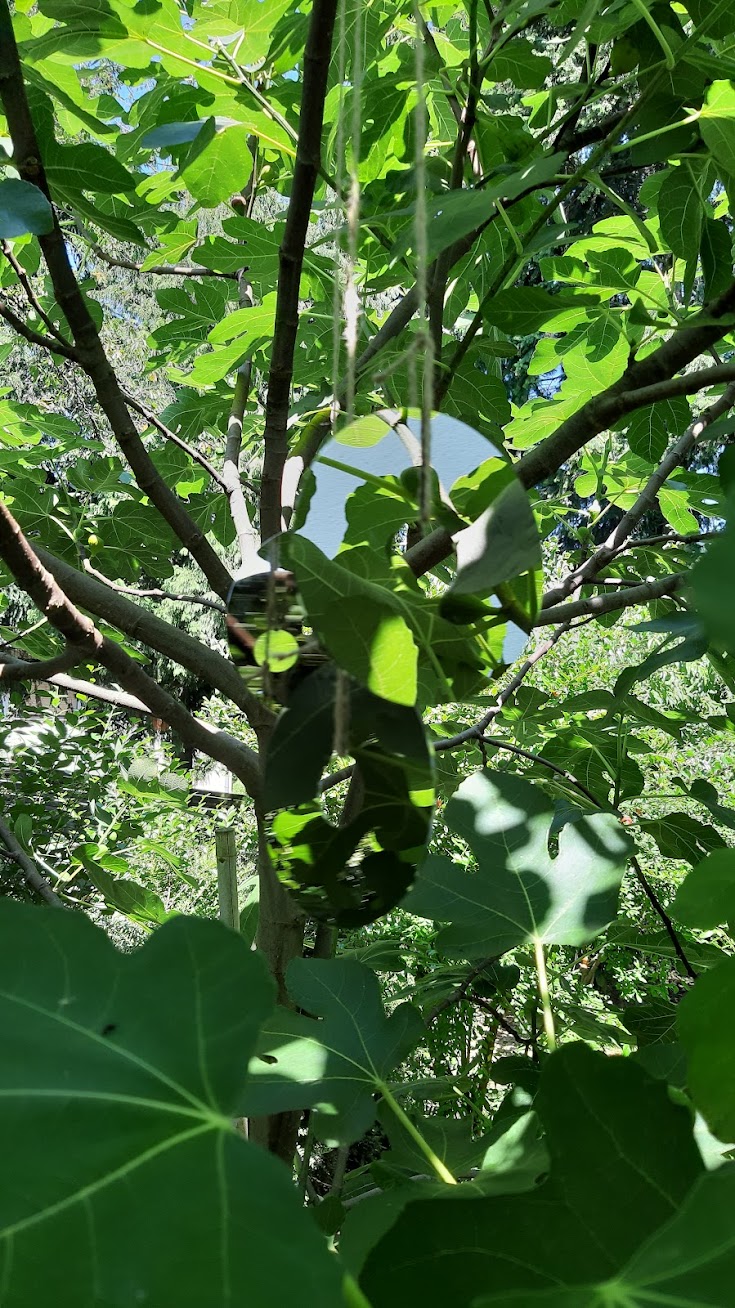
[628,0,676,69]
[533,937,557,1051]
[343,1273,374,1308]
[378,1082,457,1185]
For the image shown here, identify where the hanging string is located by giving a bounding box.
[330,0,349,431]
[343,0,364,422]
[412,0,434,533]
[331,0,366,757]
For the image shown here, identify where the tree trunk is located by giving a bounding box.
[248,808,306,1164]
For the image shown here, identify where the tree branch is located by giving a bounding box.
[1,239,74,347]
[542,382,735,608]
[0,294,78,360]
[80,564,226,612]
[0,644,85,683]
[259,0,339,542]
[403,334,735,584]
[120,389,229,492]
[535,573,685,626]
[0,5,232,599]
[0,500,262,796]
[86,242,237,279]
[0,817,64,908]
[516,295,735,491]
[433,621,572,753]
[33,546,273,734]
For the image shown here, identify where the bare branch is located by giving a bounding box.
[542,382,735,608]
[34,546,273,733]
[0,644,85,683]
[259,0,339,542]
[535,573,685,627]
[80,564,226,612]
[0,817,64,908]
[120,389,229,492]
[85,242,237,279]
[0,500,262,796]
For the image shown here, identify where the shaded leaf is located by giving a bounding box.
[360,1045,702,1307]
[0,903,343,1307]
[402,771,632,958]
[242,957,424,1145]
[0,178,53,237]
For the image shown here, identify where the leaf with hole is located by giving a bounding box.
[241,957,424,1145]
[0,903,343,1307]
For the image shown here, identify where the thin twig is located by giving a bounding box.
[542,383,735,608]
[433,622,572,753]
[80,564,226,613]
[426,955,501,1023]
[120,389,229,491]
[630,854,697,980]
[0,295,78,360]
[86,242,237,279]
[1,240,74,346]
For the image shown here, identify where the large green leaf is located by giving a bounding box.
[242,957,424,1144]
[0,903,343,1307]
[265,671,435,926]
[673,848,735,930]
[359,1044,703,1306]
[447,476,541,600]
[482,285,600,335]
[283,533,423,705]
[176,118,254,206]
[692,511,735,656]
[678,957,735,1142]
[657,163,707,259]
[625,397,691,463]
[398,153,565,262]
[477,1168,735,1304]
[700,80,735,176]
[402,771,632,958]
[0,178,53,237]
